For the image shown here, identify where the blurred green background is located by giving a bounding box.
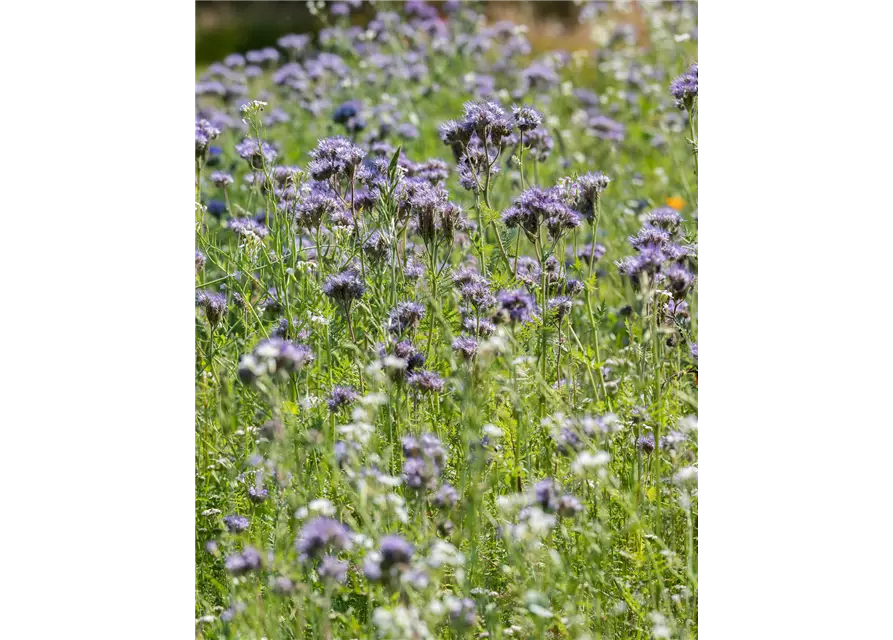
[195,1,607,64]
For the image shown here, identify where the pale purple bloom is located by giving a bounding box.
[388,301,426,335]
[225,546,263,575]
[318,556,349,583]
[223,514,250,533]
[407,369,444,393]
[495,289,537,324]
[297,517,352,560]
[327,386,358,412]
[452,336,478,359]
[322,269,366,305]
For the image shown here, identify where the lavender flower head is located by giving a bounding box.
[560,172,611,222]
[211,171,234,188]
[223,514,250,533]
[452,336,479,359]
[235,138,277,169]
[548,296,573,322]
[277,33,310,52]
[636,434,656,453]
[308,136,366,181]
[406,369,445,394]
[296,517,352,560]
[661,263,696,300]
[503,187,576,239]
[512,105,543,132]
[326,385,359,412]
[557,494,583,518]
[670,62,698,110]
[447,597,478,629]
[533,478,558,512]
[238,338,314,384]
[461,100,512,145]
[322,269,366,306]
[227,217,269,241]
[318,556,349,584]
[388,301,426,335]
[646,207,684,234]
[196,290,227,327]
[494,288,537,324]
[248,484,269,503]
[225,547,263,576]
[196,118,221,158]
[402,432,447,489]
[364,535,414,584]
[432,483,460,509]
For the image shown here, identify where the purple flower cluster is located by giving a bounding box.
[326,385,358,412]
[296,517,352,560]
[235,138,278,169]
[503,187,580,240]
[322,269,366,306]
[616,207,696,296]
[532,478,582,518]
[309,136,366,181]
[388,301,426,335]
[670,62,698,110]
[402,433,447,490]
[227,217,269,241]
[494,288,538,324]
[223,514,250,533]
[237,338,314,384]
[406,369,445,394]
[225,546,263,575]
[195,118,221,159]
[363,534,414,584]
[196,289,227,327]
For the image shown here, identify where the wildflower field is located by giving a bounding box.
[195,2,698,638]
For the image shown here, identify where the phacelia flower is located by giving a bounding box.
[322,269,366,305]
[432,483,460,509]
[407,370,445,394]
[670,62,698,110]
[318,556,349,584]
[388,301,426,335]
[308,136,366,181]
[557,494,583,518]
[451,336,479,359]
[495,288,537,324]
[296,517,352,560]
[326,385,359,412]
[196,290,227,327]
[512,105,543,132]
[223,514,250,533]
[225,546,263,576]
[235,138,278,169]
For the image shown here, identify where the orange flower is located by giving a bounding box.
[665,196,685,210]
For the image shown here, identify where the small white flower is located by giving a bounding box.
[483,424,503,439]
[573,450,611,475]
[674,466,698,485]
[308,499,335,516]
[529,604,554,618]
[201,508,221,517]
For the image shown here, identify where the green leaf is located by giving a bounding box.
[282,401,300,415]
[388,145,403,184]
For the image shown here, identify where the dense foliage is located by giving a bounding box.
[195,2,698,638]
